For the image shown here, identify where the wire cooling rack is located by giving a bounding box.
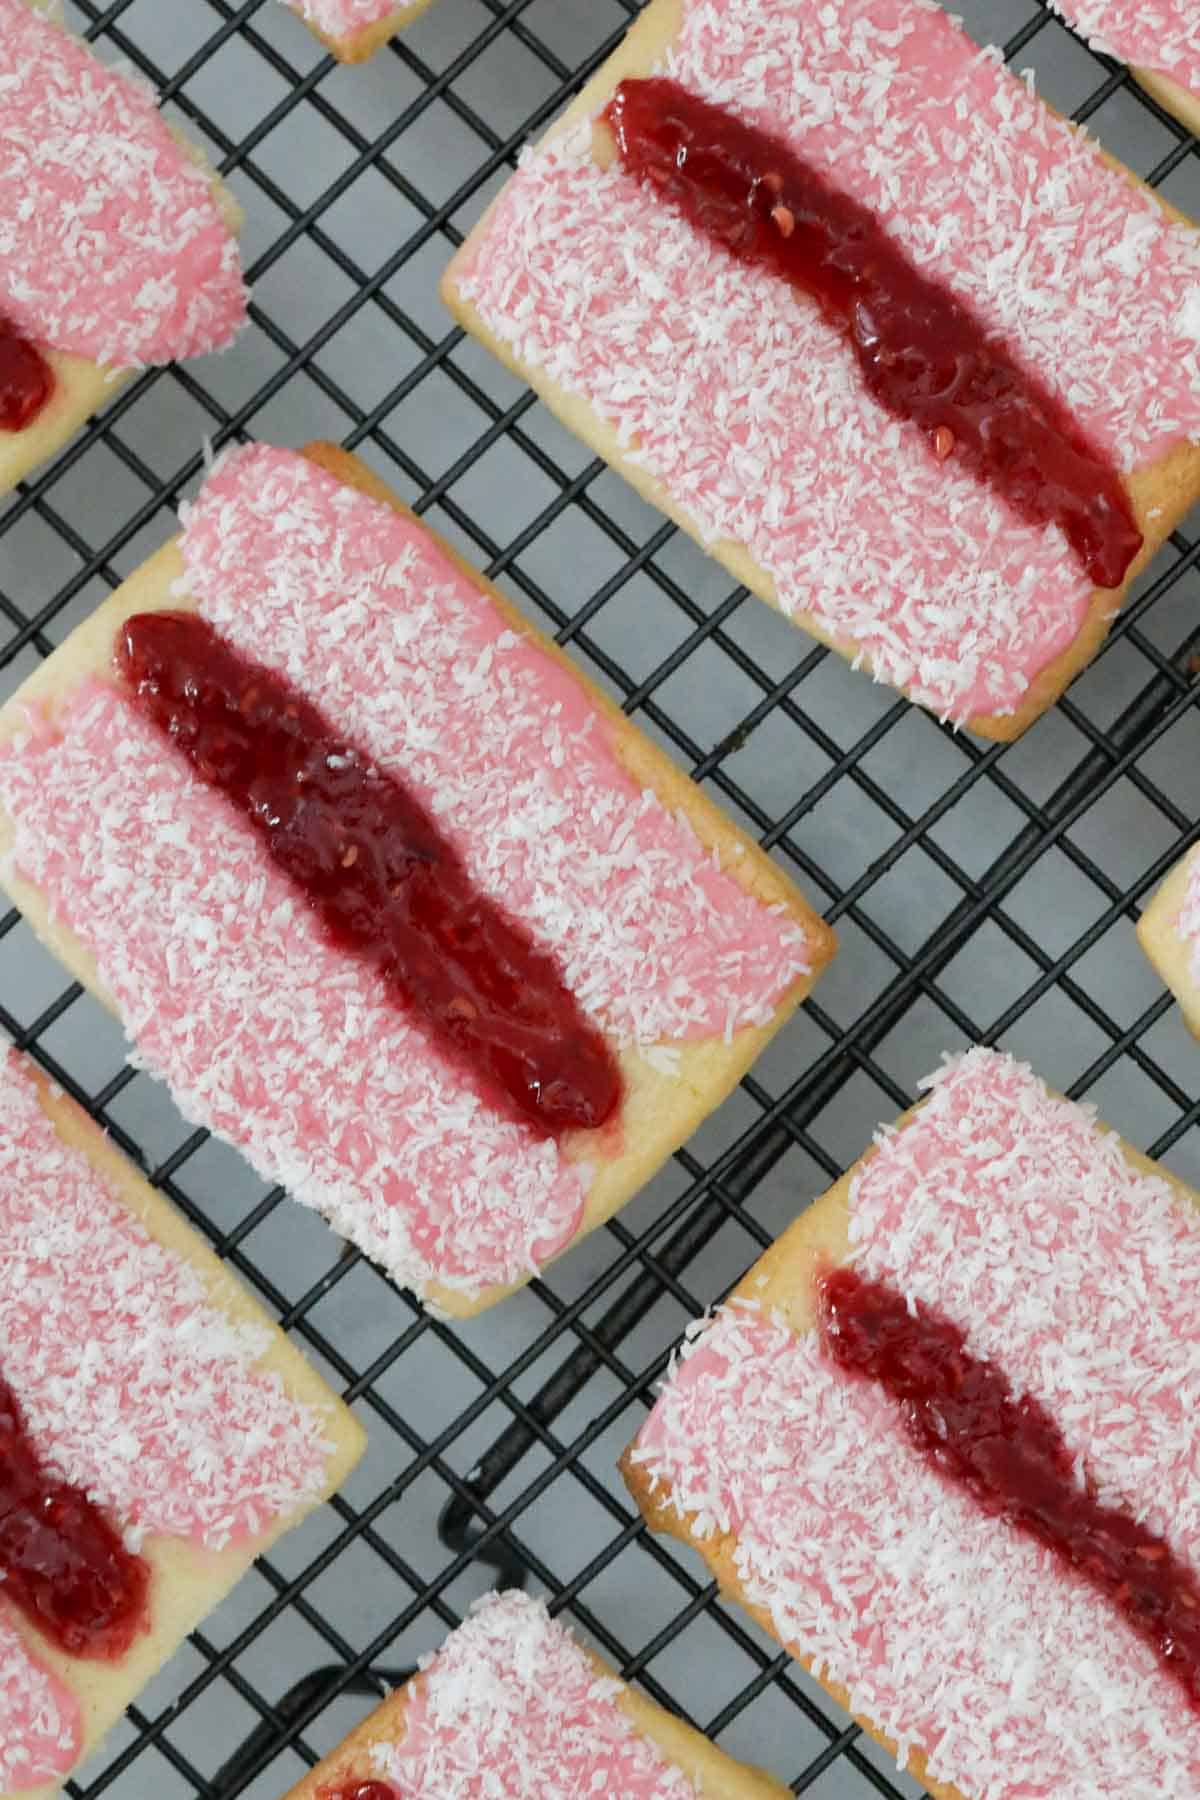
[1,2,1199,1795]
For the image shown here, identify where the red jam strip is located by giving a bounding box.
[604,78,1143,590]
[0,1368,149,1660]
[318,1784,396,1800]
[118,611,623,1139]
[0,319,52,432]
[819,1265,1200,1711]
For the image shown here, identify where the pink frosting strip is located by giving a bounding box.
[633,1047,1200,1797]
[284,0,404,35]
[377,1591,698,1798]
[0,1611,82,1791]
[0,0,246,368]
[0,1051,333,1551]
[176,446,812,1049]
[1049,2,1200,103]
[454,0,1200,723]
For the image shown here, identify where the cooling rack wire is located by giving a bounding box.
[1,1,1198,1795]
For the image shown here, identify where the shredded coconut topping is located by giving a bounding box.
[1048,1,1200,102]
[0,0,246,367]
[283,0,402,35]
[0,1052,333,1551]
[178,447,812,1048]
[453,0,1200,722]
[0,1611,81,1788]
[633,1047,1200,1797]
[375,1592,699,1798]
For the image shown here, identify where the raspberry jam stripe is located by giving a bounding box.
[819,1264,1200,1712]
[0,1369,149,1661]
[118,610,622,1139]
[0,321,52,431]
[604,77,1142,590]
[320,1785,396,1800]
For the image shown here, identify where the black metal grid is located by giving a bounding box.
[1,1,1199,1795]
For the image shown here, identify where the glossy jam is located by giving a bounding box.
[118,611,623,1139]
[819,1265,1200,1710]
[318,1785,396,1800]
[0,321,53,432]
[0,1369,149,1660]
[604,78,1143,590]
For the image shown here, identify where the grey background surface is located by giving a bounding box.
[1,1,1199,1796]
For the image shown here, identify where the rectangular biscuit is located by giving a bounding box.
[278,1589,790,1800]
[0,2,245,497]
[622,1046,1200,1800]
[1136,843,1200,1036]
[283,0,436,61]
[0,440,834,1317]
[441,0,1200,739]
[0,1049,365,1800]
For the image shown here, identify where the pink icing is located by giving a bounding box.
[633,1048,1200,1798]
[0,0,246,368]
[1049,2,1200,104]
[0,448,812,1299]
[376,1592,698,1798]
[453,0,1200,723]
[0,1050,333,1550]
[0,1612,81,1791]
[285,0,404,37]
